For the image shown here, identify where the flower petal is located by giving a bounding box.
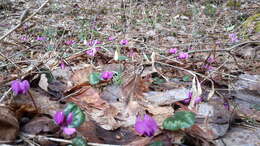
[11,80,22,95]
[54,111,65,125]
[21,80,30,94]
[63,127,76,135]
[66,112,73,125]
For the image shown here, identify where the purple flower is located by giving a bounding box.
[168,48,178,54]
[228,33,239,43]
[60,61,66,69]
[53,111,76,135]
[108,36,116,41]
[66,112,73,125]
[21,36,28,41]
[178,52,189,59]
[120,39,128,46]
[11,80,30,95]
[188,47,195,50]
[54,111,65,125]
[207,57,215,63]
[88,40,102,47]
[62,127,76,135]
[182,92,202,104]
[85,48,97,56]
[224,102,229,110]
[135,114,158,137]
[215,40,221,45]
[203,64,213,71]
[101,71,114,80]
[65,40,76,46]
[36,36,47,41]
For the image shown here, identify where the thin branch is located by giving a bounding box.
[0,0,50,41]
[21,133,122,146]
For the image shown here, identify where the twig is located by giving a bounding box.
[0,88,11,103]
[0,0,50,41]
[21,133,122,146]
[28,91,38,111]
[187,41,260,54]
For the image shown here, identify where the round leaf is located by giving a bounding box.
[72,136,88,146]
[182,75,190,82]
[64,103,77,115]
[69,107,85,128]
[163,111,195,131]
[150,141,164,146]
[89,72,101,85]
[64,103,86,128]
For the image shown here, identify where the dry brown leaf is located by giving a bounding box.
[145,105,174,128]
[21,116,58,135]
[14,89,62,117]
[122,75,150,100]
[0,106,19,141]
[70,65,93,86]
[67,86,109,110]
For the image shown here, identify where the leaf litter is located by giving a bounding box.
[0,0,260,145]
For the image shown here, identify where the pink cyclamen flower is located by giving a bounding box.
[62,127,76,135]
[60,61,66,69]
[36,36,46,41]
[88,40,102,47]
[203,64,213,71]
[54,111,76,135]
[85,48,97,56]
[182,92,202,104]
[207,57,215,63]
[228,33,239,43]
[108,36,116,41]
[120,39,128,46]
[11,80,30,95]
[135,114,158,137]
[20,36,28,41]
[178,52,189,59]
[65,40,76,46]
[54,111,65,125]
[168,48,178,54]
[223,102,230,110]
[101,71,114,80]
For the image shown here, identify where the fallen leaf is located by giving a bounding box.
[143,88,190,105]
[70,65,93,86]
[122,74,150,101]
[21,116,58,134]
[68,86,109,110]
[0,106,19,141]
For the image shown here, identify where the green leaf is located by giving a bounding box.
[72,137,88,146]
[64,103,86,128]
[163,111,195,131]
[153,77,166,84]
[89,72,101,85]
[225,25,235,31]
[117,56,128,61]
[150,141,164,146]
[182,75,190,82]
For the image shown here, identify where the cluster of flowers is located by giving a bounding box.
[168,48,189,59]
[54,111,76,135]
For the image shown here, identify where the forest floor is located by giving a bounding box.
[0,0,260,146]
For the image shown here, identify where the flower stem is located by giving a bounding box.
[28,91,38,111]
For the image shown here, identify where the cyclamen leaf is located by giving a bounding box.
[149,141,164,146]
[64,103,86,128]
[72,137,88,146]
[163,111,195,131]
[182,75,190,82]
[89,72,101,85]
[117,56,128,61]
